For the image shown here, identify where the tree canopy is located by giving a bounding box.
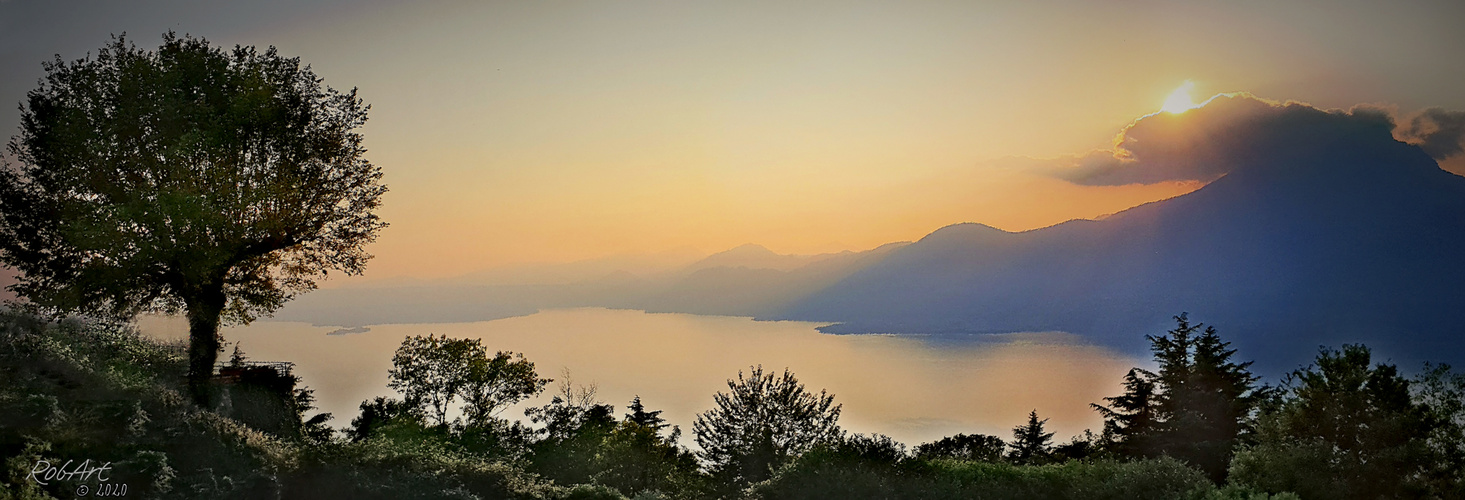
[0,33,387,396]
[1231,344,1440,499]
[693,365,843,488]
[914,433,1007,462]
[388,334,549,426]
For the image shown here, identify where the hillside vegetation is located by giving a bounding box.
[2,309,1462,499]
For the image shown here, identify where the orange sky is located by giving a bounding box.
[3,0,1464,282]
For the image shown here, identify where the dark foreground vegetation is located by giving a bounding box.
[2,309,1463,499]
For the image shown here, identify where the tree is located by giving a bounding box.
[387,334,548,426]
[693,365,843,488]
[1008,410,1054,465]
[913,433,1007,462]
[1092,368,1160,458]
[0,33,387,401]
[627,395,667,431]
[1414,363,1465,497]
[461,349,552,426]
[348,396,422,442]
[1231,344,1436,499]
[1095,314,1263,481]
[523,380,620,487]
[1178,318,1265,480]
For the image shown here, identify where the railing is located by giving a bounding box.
[214,360,295,376]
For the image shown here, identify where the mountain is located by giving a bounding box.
[269,243,906,327]
[640,242,908,317]
[779,105,1465,373]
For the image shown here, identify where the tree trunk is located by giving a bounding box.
[186,287,227,405]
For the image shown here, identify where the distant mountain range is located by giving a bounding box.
[274,99,1465,374]
[270,241,908,327]
[776,104,1465,373]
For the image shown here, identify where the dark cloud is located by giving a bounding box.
[1396,108,1465,160]
[1036,94,1453,186]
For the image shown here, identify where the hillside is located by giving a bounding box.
[779,101,1465,373]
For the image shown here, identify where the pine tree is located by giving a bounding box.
[626,395,665,429]
[625,395,679,441]
[1092,368,1160,457]
[1102,314,1262,482]
[1008,410,1055,465]
[1181,322,1265,480]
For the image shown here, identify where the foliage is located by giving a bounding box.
[15,306,1465,499]
[1229,344,1436,499]
[1096,314,1264,481]
[523,383,704,498]
[284,437,569,500]
[626,395,674,439]
[0,33,387,393]
[0,310,289,499]
[1413,363,1465,497]
[1093,368,1160,457]
[349,396,423,442]
[1051,429,1110,462]
[524,380,621,486]
[693,365,843,490]
[752,454,1218,500]
[388,334,549,426]
[913,433,1006,462]
[1009,410,1056,465]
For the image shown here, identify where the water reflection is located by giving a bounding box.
[142,308,1138,448]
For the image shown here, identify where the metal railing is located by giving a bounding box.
[214,360,295,376]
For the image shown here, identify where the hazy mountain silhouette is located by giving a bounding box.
[270,243,905,326]
[778,99,1465,373]
[640,242,908,317]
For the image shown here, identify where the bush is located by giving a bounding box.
[752,453,1216,500]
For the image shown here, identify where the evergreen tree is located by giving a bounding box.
[1008,410,1054,465]
[626,394,681,443]
[1096,314,1262,482]
[627,395,668,431]
[1179,321,1265,481]
[1092,368,1160,458]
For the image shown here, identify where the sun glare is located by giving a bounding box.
[1161,81,1199,114]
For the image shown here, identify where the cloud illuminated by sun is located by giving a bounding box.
[1161,81,1200,114]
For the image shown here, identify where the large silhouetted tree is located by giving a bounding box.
[693,365,842,488]
[0,33,386,401]
[1096,314,1262,481]
[1152,314,1262,481]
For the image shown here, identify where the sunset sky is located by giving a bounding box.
[3,0,1463,282]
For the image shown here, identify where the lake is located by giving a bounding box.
[141,307,1140,448]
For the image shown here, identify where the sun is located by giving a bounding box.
[1161,80,1199,114]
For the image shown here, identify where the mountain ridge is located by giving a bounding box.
[777,104,1465,373]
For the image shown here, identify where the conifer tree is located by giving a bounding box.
[627,395,666,430]
[1095,314,1262,482]
[1008,410,1054,465]
[1092,368,1159,457]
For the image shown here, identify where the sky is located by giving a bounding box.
[3,0,1464,282]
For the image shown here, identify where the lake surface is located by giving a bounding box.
[142,308,1139,448]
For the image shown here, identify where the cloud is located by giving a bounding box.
[1031,93,1455,186]
[1396,108,1465,160]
